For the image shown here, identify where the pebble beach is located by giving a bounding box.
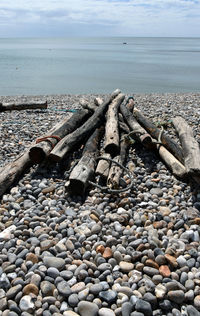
[0,92,200,316]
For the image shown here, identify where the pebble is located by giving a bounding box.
[98,308,115,316]
[78,301,99,316]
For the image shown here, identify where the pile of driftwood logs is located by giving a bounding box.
[0,89,200,197]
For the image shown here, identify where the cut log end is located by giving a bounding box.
[67,179,86,195]
[104,144,120,157]
[29,147,46,164]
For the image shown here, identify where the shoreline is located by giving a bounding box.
[0,92,200,315]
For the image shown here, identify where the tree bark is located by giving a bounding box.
[29,109,90,163]
[134,108,184,163]
[104,93,125,157]
[0,101,47,112]
[0,152,32,197]
[49,89,121,162]
[172,116,200,175]
[67,127,103,195]
[120,103,153,147]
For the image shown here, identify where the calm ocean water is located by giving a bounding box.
[0,37,200,96]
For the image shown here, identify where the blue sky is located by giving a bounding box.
[0,0,200,37]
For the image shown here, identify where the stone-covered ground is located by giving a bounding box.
[0,93,200,316]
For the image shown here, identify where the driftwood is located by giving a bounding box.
[79,99,98,112]
[157,144,186,178]
[0,152,32,197]
[29,109,91,163]
[134,108,184,163]
[104,93,125,156]
[120,103,152,147]
[107,135,129,189]
[49,89,121,162]
[96,153,111,180]
[0,101,47,112]
[172,116,200,175]
[67,127,103,195]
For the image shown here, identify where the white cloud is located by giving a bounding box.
[0,0,200,36]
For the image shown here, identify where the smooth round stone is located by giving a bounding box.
[57,281,72,297]
[68,293,79,307]
[78,288,89,301]
[43,257,65,270]
[185,290,194,301]
[98,263,112,272]
[89,283,104,295]
[119,262,134,273]
[194,295,200,310]
[177,256,187,268]
[23,284,39,296]
[185,279,195,290]
[172,308,181,316]
[98,308,115,316]
[121,302,133,316]
[180,272,188,285]
[47,267,60,278]
[6,285,22,299]
[135,299,152,316]
[143,267,159,276]
[71,282,86,293]
[187,304,200,316]
[168,290,185,304]
[40,281,55,296]
[99,290,117,304]
[78,301,99,316]
[131,312,144,316]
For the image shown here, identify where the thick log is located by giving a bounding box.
[96,153,111,180]
[49,89,121,162]
[120,103,152,147]
[133,108,184,163]
[0,101,47,112]
[0,152,32,197]
[29,109,90,164]
[172,116,200,175]
[104,93,125,156]
[107,135,129,189]
[157,145,186,178]
[67,127,103,195]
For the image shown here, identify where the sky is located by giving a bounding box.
[0,0,200,37]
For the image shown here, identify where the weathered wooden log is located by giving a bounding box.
[0,152,32,197]
[107,135,129,189]
[104,93,125,156]
[0,101,47,112]
[120,103,152,147]
[133,108,184,163]
[67,127,103,195]
[79,99,98,112]
[172,116,200,175]
[49,89,121,162]
[29,109,91,164]
[96,153,111,180]
[157,144,186,178]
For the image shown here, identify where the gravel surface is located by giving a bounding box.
[0,92,200,316]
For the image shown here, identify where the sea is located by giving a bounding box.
[0,37,200,96]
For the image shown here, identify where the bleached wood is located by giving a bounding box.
[172,116,200,175]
